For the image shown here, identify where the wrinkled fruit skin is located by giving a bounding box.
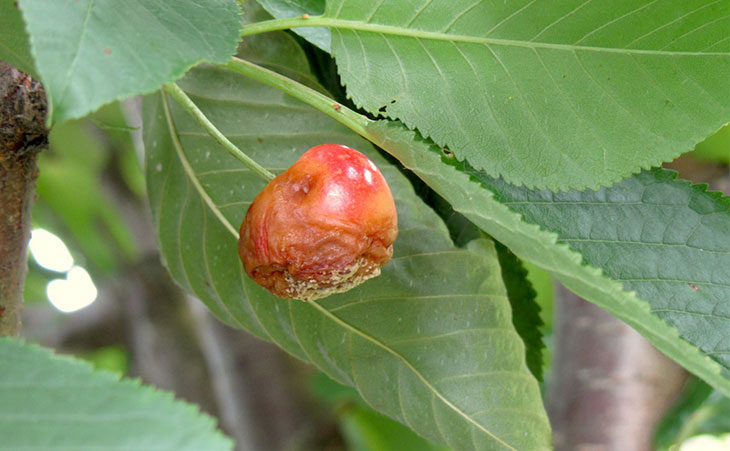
[238,144,398,301]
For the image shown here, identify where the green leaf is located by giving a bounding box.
[324,0,730,190]
[0,0,36,77]
[142,35,550,451]
[0,338,232,450]
[255,0,330,51]
[417,193,545,380]
[422,193,545,381]
[495,242,544,382]
[367,120,730,396]
[408,192,546,381]
[479,167,730,374]
[16,0,241,124]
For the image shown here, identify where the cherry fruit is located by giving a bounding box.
[238,144,398,301]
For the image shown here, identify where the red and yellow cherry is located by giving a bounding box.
[238,144,398,301]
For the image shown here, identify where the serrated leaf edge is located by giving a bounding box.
[369,120,730,396]
[0,337,233,449]
[321,11,729,192]
[17,0,243,125]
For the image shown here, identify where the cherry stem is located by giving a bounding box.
[162,83,275,182]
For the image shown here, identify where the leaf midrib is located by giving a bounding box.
[160,92,238,238]
[309,299,520,450]
[265,16,729,57]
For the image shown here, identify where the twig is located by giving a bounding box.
[0,62,47,336]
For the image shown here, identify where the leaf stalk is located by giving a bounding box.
[224,58,373,141]
[240,16,328,38]
[162,83,275,182]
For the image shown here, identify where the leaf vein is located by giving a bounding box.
[389,327,516,346]
[573,0,661,45]
[404,0,434,28]
[309,301,517,449]
[531,0,594,42]
[571,50,666,142]
[559,237,730,254]
[623,0,725,49]
[441,0,481,33]
[484,0,539,37]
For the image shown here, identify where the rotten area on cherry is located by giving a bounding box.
[238,144,398,301]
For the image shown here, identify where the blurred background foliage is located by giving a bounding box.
[36,102,142,274]
[693,125,729,165]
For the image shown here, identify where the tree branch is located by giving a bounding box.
[0,62,47,336]
[548,285,688,450]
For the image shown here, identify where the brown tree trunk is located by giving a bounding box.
[548,286,689,450]
[0,62,47,336]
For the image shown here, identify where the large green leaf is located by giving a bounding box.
[322,0,729,190]
[0,338,232,450]
[427,196,545,381]
[479,167,730,372]
[367,121,730,396]
[143,37,550,451]
[144,79,549,451]
[16,0,241,124]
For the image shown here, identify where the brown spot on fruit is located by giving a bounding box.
[238,144,398,301]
